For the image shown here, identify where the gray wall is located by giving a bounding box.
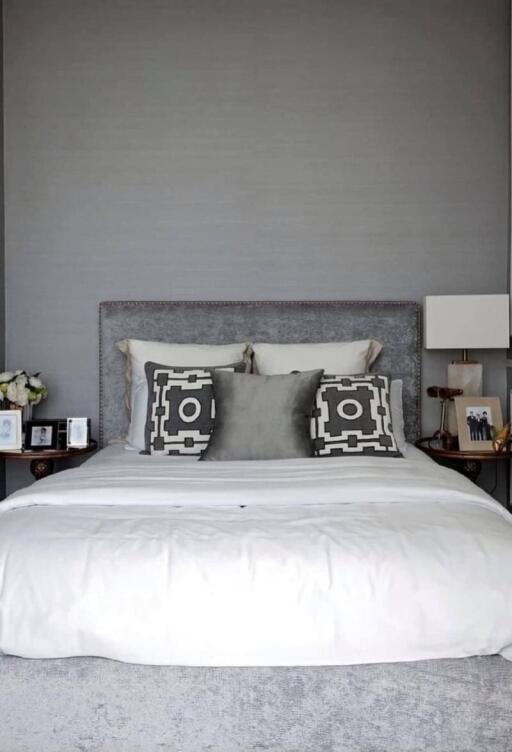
[3,0,510,493]
[0,2,4,498]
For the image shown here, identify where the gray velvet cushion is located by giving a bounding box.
[203,370,323,461]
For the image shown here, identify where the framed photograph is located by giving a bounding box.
[25,420,59,450]
[0,410,22,450]
[67,417,89,448]
[454,397,503,452]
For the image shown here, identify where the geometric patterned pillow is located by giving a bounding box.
[144,361,246,456]
[310,373,401,457]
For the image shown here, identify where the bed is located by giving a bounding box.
[1,300,511,752]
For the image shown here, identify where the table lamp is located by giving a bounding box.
[424,294,510,433]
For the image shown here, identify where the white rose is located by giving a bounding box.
[0,372,14,382]
[7,382,28,406]
[17,389,29,407]
[6,382,18,404]
[14,377,27,394]
[29,376,43,389]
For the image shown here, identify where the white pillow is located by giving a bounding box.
[390,379,407,453]
[252,340,382,376]
[117,339,250,450]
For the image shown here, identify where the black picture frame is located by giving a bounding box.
[25,419,59,451]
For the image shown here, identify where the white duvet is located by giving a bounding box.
[0,443,512,666]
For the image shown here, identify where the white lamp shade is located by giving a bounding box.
[424,294,510,350]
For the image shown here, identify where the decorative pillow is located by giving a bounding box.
[144,361,246,456]
[310,374,401,457]
[117,339,251,450]
[252,340,382,375]
[390,379,407,453]
[202,370,323,462]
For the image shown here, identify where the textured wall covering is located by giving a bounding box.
[3,0,510,492]
[0,3,4,499]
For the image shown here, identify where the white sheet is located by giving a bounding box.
[1,443,511,666]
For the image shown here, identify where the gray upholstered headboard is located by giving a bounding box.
[99,300,421,447]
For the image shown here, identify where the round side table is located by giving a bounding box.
[415,437,512,498]
[0,440,98,480]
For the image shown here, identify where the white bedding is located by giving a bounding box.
[1,443,511,666]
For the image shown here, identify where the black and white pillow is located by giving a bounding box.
[144,361,245,456]
[310,374,401,457]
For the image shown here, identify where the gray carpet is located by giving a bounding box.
[0,655,511,751]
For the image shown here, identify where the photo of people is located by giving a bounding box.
[465,407,494,441]
[25,420,59,450]
[31,425,53,447]
[67,418,89,448]
[0,417,13,443]
[0,418,14,444]
[0,410,22,450]
[455,397,503,451]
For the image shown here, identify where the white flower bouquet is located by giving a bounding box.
[0,370,48,409]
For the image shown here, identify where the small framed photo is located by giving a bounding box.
[25,420,59,450]
[454,397,503,452]
[0,410,22,450]
[67,417,89,448]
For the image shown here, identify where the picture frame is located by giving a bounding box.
[25,419,59,450]
[67,417,89,448]
[454,396,503,452]
[0,410,23,450]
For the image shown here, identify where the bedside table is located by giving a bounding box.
[415,437,511,503]
[0,440,97,480]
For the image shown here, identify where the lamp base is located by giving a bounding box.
[447,361,483,435]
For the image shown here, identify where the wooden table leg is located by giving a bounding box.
[30,458,55,480]
[461,459,482,484]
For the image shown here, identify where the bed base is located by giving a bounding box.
[1,655,510,751]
